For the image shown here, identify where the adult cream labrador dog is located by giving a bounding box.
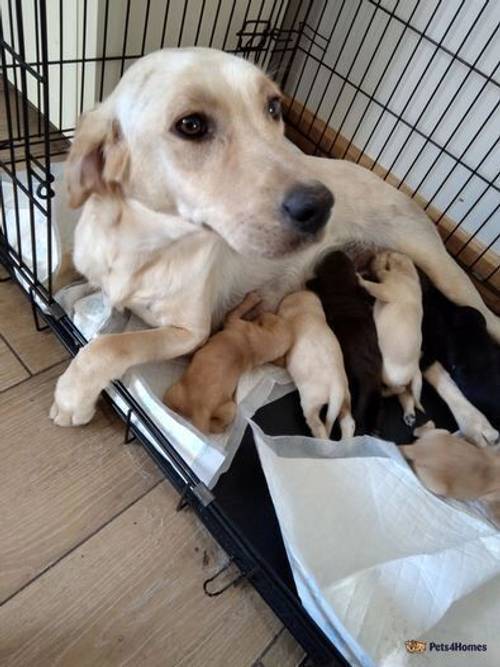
[50,47,500,427]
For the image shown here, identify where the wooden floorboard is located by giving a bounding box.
[0,335,29,391]
[0,280,67,373]
[0,362,162,603]
[0,483,281,667]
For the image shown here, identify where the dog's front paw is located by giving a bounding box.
[49,361,98,427]
[50,399,95,427]
[463,417,499,448]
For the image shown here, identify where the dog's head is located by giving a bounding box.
[66,47,334,258]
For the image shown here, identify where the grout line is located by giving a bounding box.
[0,332,32,377]
[0,479,164,608]
[0,358,67,395]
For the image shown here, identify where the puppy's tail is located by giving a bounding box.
[411,369,424,412]
[326,391,356,440]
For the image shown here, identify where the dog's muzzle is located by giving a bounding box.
[281,181,334,235]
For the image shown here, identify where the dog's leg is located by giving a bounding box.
[338,404,356,440]
[50,324,209,427]
[424,362,499,447]
[391,223,500,342]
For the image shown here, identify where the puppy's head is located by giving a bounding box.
[67,48,334,258]
[310,250,358,290]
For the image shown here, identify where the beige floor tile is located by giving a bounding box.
[0,483,281,667]
[0,337,29,391]
[0,363,161,602]
[0,281,67,373]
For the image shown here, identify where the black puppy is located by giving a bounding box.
[307,250,383,435]
[420,272,500,428]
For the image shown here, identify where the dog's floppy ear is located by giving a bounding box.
[66,107,129,208]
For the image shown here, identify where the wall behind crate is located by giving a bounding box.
[282,0,500,286]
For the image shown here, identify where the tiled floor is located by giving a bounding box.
[0,274,304,666]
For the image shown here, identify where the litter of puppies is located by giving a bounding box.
[165,247,500,514]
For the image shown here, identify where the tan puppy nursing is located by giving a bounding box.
[164,293,291,434]
[401,422,500,523]
[278,291,355,440]
[359,251,423,425]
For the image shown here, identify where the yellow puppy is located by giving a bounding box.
[358,251,423,425]
[164,293,291,434]
[278,290,355,440]
[401,422,500,522]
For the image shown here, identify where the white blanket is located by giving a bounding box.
[251,425,500,667]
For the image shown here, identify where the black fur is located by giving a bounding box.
[420,272,500,428]
[307,250,383,435]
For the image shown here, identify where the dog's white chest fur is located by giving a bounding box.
[72,196,316,330]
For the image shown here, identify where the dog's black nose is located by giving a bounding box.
[281,182,334,234]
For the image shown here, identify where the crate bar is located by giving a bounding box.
[321,2,383,155]
[340,0,422,160]
[119,0,132,78]
[303,0,364,137]
[426,98,500,224]
[14,0,39,284]
[0,9,22,258]
[177,0,189,48]
[366,0,499,89]
[221,0,238,51]
[7,0,21,137]
[79,0,88,115]
[292,0,347,129]
[381,1,489,182]
[98,0,110,102]
[0,35,43,80]
[368,0,467,172]
[286,0,330,118]
[326,0,404,156]
[38,0,52,297]
[276,0,314,91]
[160,0,171,48]
[400,25,500,197]
[289,43,500,198]
[353,0,444,166]
[58,0,63,126]
[208,0,223,47]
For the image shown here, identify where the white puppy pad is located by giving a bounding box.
[251,425,500,667]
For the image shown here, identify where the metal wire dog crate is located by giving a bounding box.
[0,1,499,664]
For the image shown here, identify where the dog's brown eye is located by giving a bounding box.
[175,114,208,139]
[267,97,282,120]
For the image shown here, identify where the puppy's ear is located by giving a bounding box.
[66,108,129,208]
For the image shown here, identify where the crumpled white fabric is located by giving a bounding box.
[250,425,500,667]
[1,163,78,280]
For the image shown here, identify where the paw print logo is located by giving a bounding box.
[405,640,427,654]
